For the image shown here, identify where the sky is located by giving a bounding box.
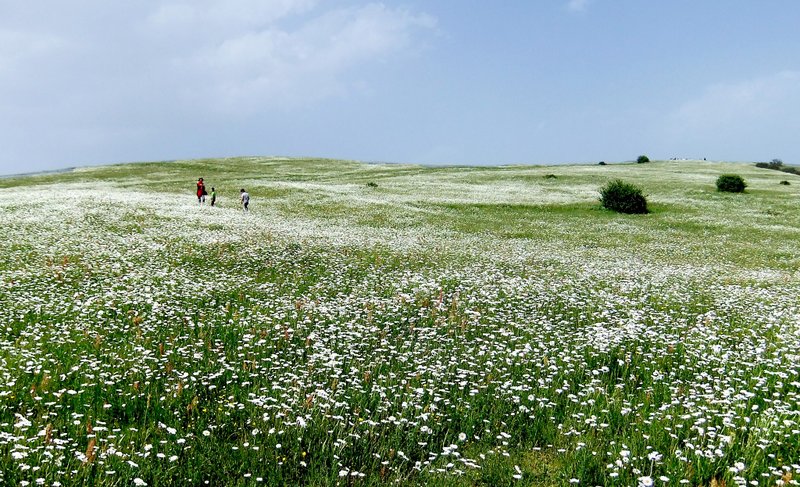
[1,1,799,175]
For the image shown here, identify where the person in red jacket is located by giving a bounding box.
[196,178,207,204]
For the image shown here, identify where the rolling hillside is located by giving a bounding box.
[1,158,798,486]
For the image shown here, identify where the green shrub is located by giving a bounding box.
[600,179,648,214]
[754,160,799,175]
[716,174,747,193]
[366,181,378,188]
[544,174,557,179]
[636,155,650,164]
[780,180,790,185]
[756,158,784,169]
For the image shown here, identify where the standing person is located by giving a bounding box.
[210,187,217,207]
[240,188,250,212]
[196,178,206,204]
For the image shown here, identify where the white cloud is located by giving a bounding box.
[671,71,800,130]
[567,0,593,13]
[0,29,67,73]
[148,0,318,32]
[659,71,800,160]
[169,3,437,111]
[0,2,435,112]
[0,2,436,172]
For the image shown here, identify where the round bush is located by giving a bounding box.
[716,174,747,193]
[600,179,648,214]
[636,155,650,164]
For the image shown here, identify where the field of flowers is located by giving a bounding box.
[1,158,799,486]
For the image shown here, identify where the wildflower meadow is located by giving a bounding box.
[0,158,798,486]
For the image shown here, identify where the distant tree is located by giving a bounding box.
[755,159,798,175]
[636,155,650,164]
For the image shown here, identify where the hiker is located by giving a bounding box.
[196,178,207,204]
[240,188,250,212]
[210,187,217,207]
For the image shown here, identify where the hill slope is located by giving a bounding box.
[1,158,798,486]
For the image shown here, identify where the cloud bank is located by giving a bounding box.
[147,0,436,111]
[662,71,800,160]
[672,71,800,129]
[0,1,436,171]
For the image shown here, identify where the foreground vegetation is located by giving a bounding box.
[1,157,799,486]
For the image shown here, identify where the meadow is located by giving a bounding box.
[0,157,798,486]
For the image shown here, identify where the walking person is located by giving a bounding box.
[210,187,217,207]
[196,178,207,204]
[240,188,250,212]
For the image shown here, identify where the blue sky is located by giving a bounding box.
[1,1,799,175]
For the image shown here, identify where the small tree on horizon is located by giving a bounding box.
[637,155,650,164]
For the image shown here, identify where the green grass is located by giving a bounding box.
[0,157,799,486]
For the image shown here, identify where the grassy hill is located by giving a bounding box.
[0,157,798,486]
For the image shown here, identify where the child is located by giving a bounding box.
[210,187,217,207]
[240,188,250,212]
